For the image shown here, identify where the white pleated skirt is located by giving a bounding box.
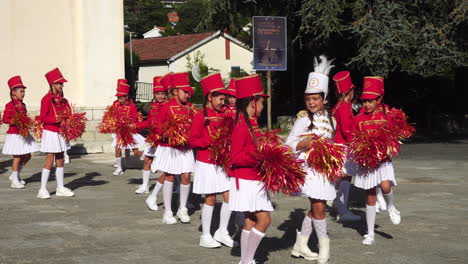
[299,166,337,201]
[354,161,397,190]
[193,161,230,194]
[143,146,157,157]
[111,133,146,149]
[2,134,40,155]
[151,145,194,174]
[229,177,274,212]
[40,130,70,153]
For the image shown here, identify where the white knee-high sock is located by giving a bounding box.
[218,202,232,233]
[163,181,174,213]
[202,204,214,236]
[366,205,376,237]
[40,168,51,190]
[312,217,328,239]
[240,229,250,264]
[245,227,265,263]
[141,170,150,187]
[338,180,351,215]
[56,167,64,189]
[115,157,122,170]
[179,183,190,209]
[383,190,395,209]
[376,187,387,209]
[150,181,163,199]
[10,171,19,183]
[300,215,313,236]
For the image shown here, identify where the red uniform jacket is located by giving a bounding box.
[230,117,262,182]
[353,104,393,133]
[189,107,224,164]
[137,100,167,130]
[40,92,71,133]
[223,105,236,119]
[112,100,140,123]
[332,101,355,144]
[153,97,194,148]
[2,99,28,134]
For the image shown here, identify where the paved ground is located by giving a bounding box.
[1,142,467,264]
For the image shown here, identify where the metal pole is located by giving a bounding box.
[267,71,272,130]
[129,32,133,67]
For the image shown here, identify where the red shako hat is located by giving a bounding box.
[8,76,27,90]
[45,67,67,85]
[235,74,268,99]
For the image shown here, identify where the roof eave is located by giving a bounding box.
[168,31,221,62]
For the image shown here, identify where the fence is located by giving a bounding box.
[135,82,153,102]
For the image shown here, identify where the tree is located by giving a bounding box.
[174,0,208,34]
[124,0,169,37]
[185,51,220,104]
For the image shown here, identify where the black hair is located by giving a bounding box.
[203,91,224,126]
[49,84,65,105]
[235,95,261,144]
[9,87,22,101]
[305,92,335,135]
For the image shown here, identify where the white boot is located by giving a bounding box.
[291,230,318,260]
[317,237,330,264]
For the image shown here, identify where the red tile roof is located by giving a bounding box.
[126,32,213,62]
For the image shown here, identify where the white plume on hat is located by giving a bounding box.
[305,55,335,98]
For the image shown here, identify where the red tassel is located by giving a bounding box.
[146,130,161,147]
[302,134,347,182]
[59,107,87,141]
[349,128,400,170]
[12,112,34,137]
[389,108,416,139]
[115,121,137,148]
[157,112,194,149]
[254,130,306,195]
[33,116,44,139]
[97,105,118,134]
[210,116,235,172]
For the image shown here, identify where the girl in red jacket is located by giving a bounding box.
[331,71,361,223]
[190,73,235,248]
[111,79,145,176]
[2,76,40,189]
[354,77,401,246]
[229,74,272,264]
[136,75,168,206]
[38,68,74,199]
[223,78,237,118]
[151,72,195,225]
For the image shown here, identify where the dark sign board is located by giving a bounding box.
[253,16,287,71]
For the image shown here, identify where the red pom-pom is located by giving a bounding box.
[157,112,194,148]
[210,116,235,171]
[254,130,306,195]
[33,116,44,139]
[97,105,118,134]
[59,107,87,141]
[115,120,137,148]
[12,111,34,137]
[349,128,400,170]
[145,130,161,147]
[302,134,347,182]
[389,108,416,139]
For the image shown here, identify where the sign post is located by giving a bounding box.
[253,16,287,130]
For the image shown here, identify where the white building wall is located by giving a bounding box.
[138,65,170,83]
[0,0,124,109]
[171,36,254,81]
